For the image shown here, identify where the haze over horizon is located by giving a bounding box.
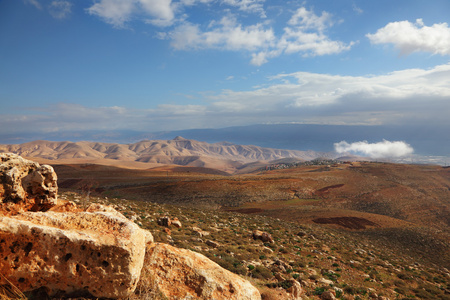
[1,0,449,159]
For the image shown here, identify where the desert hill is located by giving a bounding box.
[1,154,449,299]
[0,138,342,174]
[52,161,450,270]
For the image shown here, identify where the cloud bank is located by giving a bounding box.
[87,0,175,27]
[2,63,449,135]
[168,6,354,65]
[27,2,450,64]
[82,1,355,64]
[367,19,450,56]
[334,140,414,158]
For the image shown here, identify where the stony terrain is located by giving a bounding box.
[1,152,449,299]
[0,154,261,300]
[57,191,450,299]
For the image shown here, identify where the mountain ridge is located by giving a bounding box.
[0,138,344,173]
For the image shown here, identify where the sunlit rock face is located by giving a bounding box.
[0,153,58,213]
[0,203,153,298]
[142,242,261,300]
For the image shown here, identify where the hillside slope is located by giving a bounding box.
[0,137,339,173]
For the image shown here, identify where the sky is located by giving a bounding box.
[1,0,450,154]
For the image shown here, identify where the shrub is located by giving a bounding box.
[265,280,293,290]
[394,287,407,295]
[344,286,355,295]
[313,287,326,295]
[251,265,273,280]
[397,272,410,280]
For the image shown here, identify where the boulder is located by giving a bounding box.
[321,290,336,300]
[287,280,305,299]
[171,217,182,228]
[0,153,58,213]
[192,226,210,237]
[157,216,171,227]
[296,231,307,237]
[318,278,334,285]
[252,230,274,243]
[142,242,261,300]
[0,204,153,299]
[206,240,220,248]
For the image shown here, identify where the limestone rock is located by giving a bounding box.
[0,153,58,212]
[171,217,182,228]
[192,226,210,237]
[157,216,171,227]
[321,290,336,300]
[143,242,261,300]
[318,278,334,285]
[252,230,274,243]
[206,239,220,248]
[287,280,305,299]
[0,204,153,298]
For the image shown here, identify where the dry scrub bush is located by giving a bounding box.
[0,275,26,300]
[127,267,167,300]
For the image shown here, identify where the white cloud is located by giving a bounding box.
[141,0,174,26]
[334,140,414,158]
[278,27,354,57]
[87,0,136,27]
[288,7,333,31]
[352,4,363,15]
[272,7,353,61]
[167,6,354,65]
[49,1,72,19]
[169,16,275,50]
[222,0,266,17]
[367,19,450,56]
[180,0,213,5]
[87,0,175,28]
[86,0,267,28]
[4,64,449,135]
[84,2,352,63]
[25,0,42,10]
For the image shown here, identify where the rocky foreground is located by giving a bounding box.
[0,153,261,299]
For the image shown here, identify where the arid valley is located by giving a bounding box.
[1,139,449,299]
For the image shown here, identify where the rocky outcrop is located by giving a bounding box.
[252,230,274,243]
[321,290,336,300]
[171,217,182,228]
[143,242,261,300]
[157,216,171,227]
[0,153,58,213]
[0,203,153,298]
[288,280,305,299]
[157,216,182,228]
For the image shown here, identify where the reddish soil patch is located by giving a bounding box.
[316,184,344,193]
[312,217,380,230]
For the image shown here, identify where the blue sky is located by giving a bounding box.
[1,0,450,145]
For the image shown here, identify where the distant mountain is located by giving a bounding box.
[0,138,345,173]
[1,124,447,158]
